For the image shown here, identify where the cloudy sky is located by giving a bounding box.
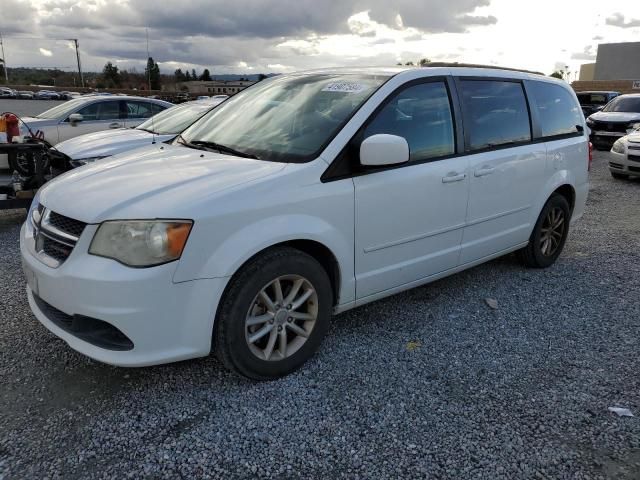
[1,0,640,78]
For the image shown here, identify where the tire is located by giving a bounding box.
[518,194,571,268]
[611,172,629,180]
[214,246,333,380]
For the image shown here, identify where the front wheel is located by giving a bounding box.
[214,247,333,380]
[518,194,571,268]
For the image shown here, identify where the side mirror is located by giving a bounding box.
[68,113,83,125]
[360,134,409,167]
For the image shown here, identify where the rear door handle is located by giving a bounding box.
[109,122,122,129]
[442,172,466,183]
[474,166,496,177]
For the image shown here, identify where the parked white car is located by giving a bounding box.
[21,67,589,379]
[0,95,172,170]
[54,98,226,168]
[609,129,640,179]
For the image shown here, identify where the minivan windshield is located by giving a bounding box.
[602,96,640,113]
[136,102,215,135]
[178,73,389,162]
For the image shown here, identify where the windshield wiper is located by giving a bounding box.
[190,140,259,159]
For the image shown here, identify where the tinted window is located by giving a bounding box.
[96,101,121,120]
[127,101,155,119]
[460,80,531,151]
[76,102,99,121]
[528,82,583,137]
[363,82,455,162]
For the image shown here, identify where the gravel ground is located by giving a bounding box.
[0,152,639,479]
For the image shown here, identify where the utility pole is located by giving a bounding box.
[0,31,8,83]
[71,39,84,88]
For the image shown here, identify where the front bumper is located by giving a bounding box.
[589,132,624,149]
[20,221,227,367]
[609,150,640,176]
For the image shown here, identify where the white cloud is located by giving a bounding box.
[39,48,53,57]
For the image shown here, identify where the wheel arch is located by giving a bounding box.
[217,239,342,308]
[552,184,576,213]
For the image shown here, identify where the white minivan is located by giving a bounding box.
[21,67,590,379]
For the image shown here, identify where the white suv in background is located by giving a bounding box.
[21,67,589,379]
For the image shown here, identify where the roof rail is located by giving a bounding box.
[424,62,544,76]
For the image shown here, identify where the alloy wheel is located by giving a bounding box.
[245,275,318,361]
[540,207,565,256]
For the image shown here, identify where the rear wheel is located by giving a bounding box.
[611,172,629,180]
[518,194,570,268]
[214,247,332,380]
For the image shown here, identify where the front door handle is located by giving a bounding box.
[474,166,496,177]
[442,172,466,183]
[109,122,121,129]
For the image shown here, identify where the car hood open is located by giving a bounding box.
[54,128,175,160]
[39,144,287,223]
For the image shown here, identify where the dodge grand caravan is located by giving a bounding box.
[21,67,590,379]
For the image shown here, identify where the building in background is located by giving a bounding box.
[176,80,255,95]
[593,42,640,80]
[574,42,640,94]
[579,63,595,81]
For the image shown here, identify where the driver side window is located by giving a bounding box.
[363,82,455,163]
[75,103,99,121]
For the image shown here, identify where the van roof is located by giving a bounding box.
[291,65,553,82]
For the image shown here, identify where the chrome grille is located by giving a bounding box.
[32,205,86,267]
[47,212,86,238]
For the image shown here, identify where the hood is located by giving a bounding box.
[39,144,287,223]
[589,111,640,123]
[54,128,175,160]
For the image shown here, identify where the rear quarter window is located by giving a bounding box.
[459,80,531,151]
[528,82,583,138]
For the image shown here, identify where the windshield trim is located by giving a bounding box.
[175,73,394,164]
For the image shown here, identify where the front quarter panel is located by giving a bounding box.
[173,161,356,306]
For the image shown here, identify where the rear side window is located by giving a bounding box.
[528,82,582,138]
[126,101,155,119]
[459,80,531,151]
[363,81,455,162]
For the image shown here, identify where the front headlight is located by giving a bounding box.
[611,139,626,154]
[69,156,110,168]
[89,220,193,267]
[586,117,595,126]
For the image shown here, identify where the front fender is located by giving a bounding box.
[173,214,356,306]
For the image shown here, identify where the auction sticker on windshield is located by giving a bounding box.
[322,82,369,93]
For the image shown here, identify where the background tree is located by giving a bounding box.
[191,68,197,80]
[185,71,191,81]
[102,61,121,88]
[419,58,431,67]
[550,71,564,80]
[257,73,267,81]
[145,57,161,90]
[199,69,212,81]
[405,61,414,66]
[174,68,186,82]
